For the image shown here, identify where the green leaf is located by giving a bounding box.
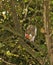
[23,0,28,3]
[51,1,53,4]
[6,51,11,56]
[0,43,4,48]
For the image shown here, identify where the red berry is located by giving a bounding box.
[25,33,29,39]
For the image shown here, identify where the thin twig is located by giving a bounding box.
[0,58,16,65]
[23,0,32,21]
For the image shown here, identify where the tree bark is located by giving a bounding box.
[43,0,53,65]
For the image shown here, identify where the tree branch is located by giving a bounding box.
[43,0,53,65]
[0,58,16,65]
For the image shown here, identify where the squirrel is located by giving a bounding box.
[25,25,37,42]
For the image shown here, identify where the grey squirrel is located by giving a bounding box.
[25,25,37,42]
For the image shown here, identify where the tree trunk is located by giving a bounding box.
[43,0,53,65]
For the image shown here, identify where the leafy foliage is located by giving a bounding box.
[0,0,53,65]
